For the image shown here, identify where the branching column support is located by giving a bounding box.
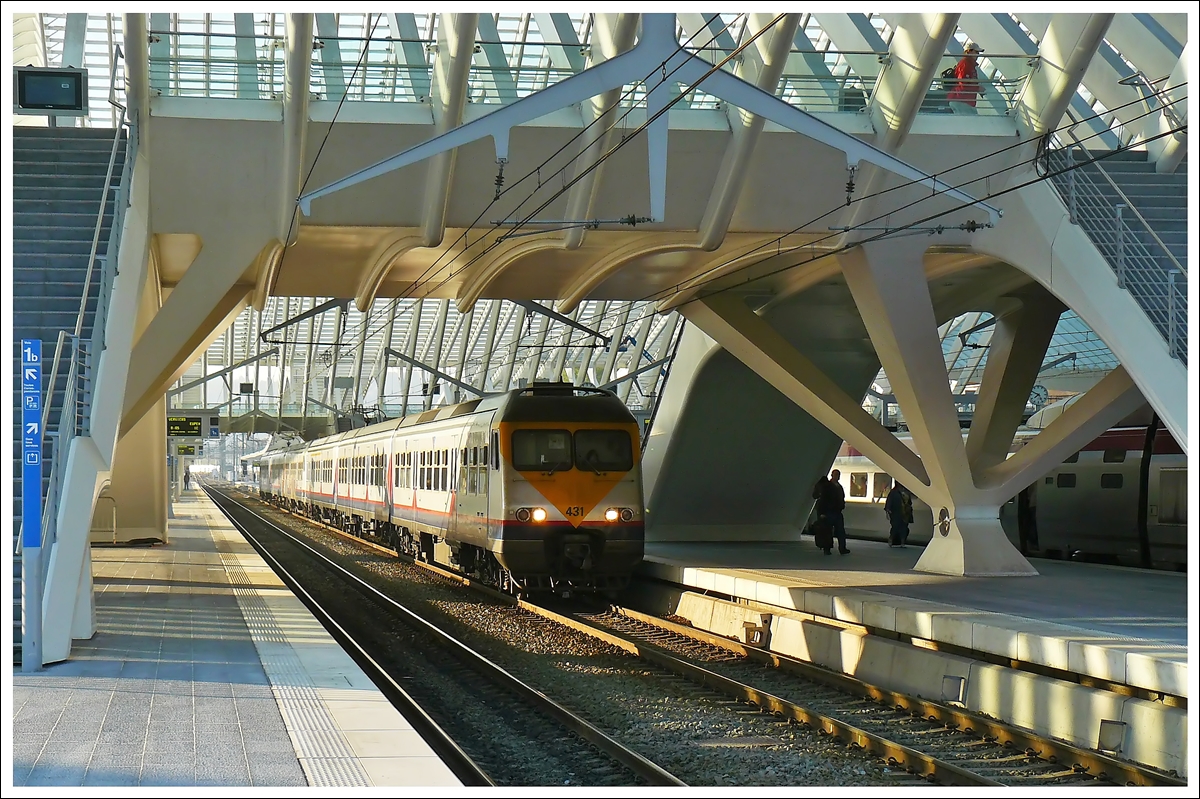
[1018,14,1114,138]
[423,13,478,247]
[253,13,312,311]
[562,13,639,250]
[698,13,801,251]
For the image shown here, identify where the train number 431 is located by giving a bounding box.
[564,506,585,517]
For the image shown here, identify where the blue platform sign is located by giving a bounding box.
[22,340,43,549]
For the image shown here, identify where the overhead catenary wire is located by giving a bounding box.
[282,92,1187,408]
[388,82,1187,351]
[260,48,1186,408]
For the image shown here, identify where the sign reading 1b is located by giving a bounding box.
[167,416,202,437]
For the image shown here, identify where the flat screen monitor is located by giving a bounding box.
[14,66,88,116]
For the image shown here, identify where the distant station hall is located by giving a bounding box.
[8,10,1193,790]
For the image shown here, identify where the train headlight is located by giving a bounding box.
[604,508,620,522]
[531,507,547,523]
[515,507,531,523]
[620,508,634,523]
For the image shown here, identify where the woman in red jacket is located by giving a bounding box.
[948,42,985,112]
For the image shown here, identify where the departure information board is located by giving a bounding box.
[167,416,202,437]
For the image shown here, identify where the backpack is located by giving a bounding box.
[937,65,956,92]
[900,491,913,523]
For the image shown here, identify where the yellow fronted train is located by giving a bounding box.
[255,383,645,594]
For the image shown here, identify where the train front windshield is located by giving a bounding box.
[511,428,633,472]
[574,429,632,472]
[512,429,574,471]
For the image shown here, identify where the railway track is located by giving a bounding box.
[204,485,684,788]
[213,483,1184,788]
[534,605,1186,788]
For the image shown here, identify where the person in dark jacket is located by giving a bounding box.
[885,483,913,547]
[823,470,849,554]
[810,475,833,554]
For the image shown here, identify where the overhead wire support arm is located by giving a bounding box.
[167,349,280,398]
[260,298,349,343]
[383,347,495,398]
[513,301,612,346]
[597,355,672,390]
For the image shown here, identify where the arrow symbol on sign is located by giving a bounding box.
[26,422,40,436]
[25,367,37,381]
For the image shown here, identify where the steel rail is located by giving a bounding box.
[607,607,1186,788]
[515,601,997,786]
[208,486,686,787]
[201,485,493,787]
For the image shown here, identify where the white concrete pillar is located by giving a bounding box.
[108,395,168,542]
[840,240,1035,576]
[1019,14,1114,136]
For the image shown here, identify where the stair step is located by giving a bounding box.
[13,126,126,140]
[12,225,113,242]
[13,212,114,228]
[11,161,122,177]
[13,147,125,163]
[13,187,116,202]
[13,198,118,215]
[13,240,109,255]
[11,174,116,190]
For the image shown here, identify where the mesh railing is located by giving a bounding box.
[145,29,1038,118]
[1046,148,1187,365]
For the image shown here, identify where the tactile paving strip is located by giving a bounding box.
[214,519,370,788]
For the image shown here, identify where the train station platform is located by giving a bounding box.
[639,539,1189,776]
[10,490,461,788]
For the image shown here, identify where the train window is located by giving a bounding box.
[1056,473,1077,488]
[1100,473,1123,489]
[1063,452,1079,463]
[472,446,478,466]
[1102,449,1127,463]
[873,473,892,499]
[512,429,573,471]
[574,429,633,472]
[849,472,868,498]
[491,431,499,469]
[1159,469,1187,525]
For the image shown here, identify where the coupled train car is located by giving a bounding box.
[833,426,1188,570]
[255,383,645,594]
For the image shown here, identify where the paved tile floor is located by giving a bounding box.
[12,533,306,787]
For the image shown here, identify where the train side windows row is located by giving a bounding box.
[1048,472,1124,490]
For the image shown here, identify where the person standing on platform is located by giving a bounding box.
[184,467,191,491]
[948,42,986,113]
[823,469,849,554]
[809,474,833,554]
[885,482,913,547]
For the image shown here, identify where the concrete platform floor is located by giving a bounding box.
[9,490,461,788]
[641,538,1189,697]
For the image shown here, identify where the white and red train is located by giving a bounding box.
[255,383,645,593]
[834,426,1188,570]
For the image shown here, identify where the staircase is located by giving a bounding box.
[12,125,127,665]
[1047,148,1188,364]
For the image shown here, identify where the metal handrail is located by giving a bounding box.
[20,46,128,559]
[1064,134,1186,276]
[1047,146,1187,363]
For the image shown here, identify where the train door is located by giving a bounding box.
[455,421,488,547]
